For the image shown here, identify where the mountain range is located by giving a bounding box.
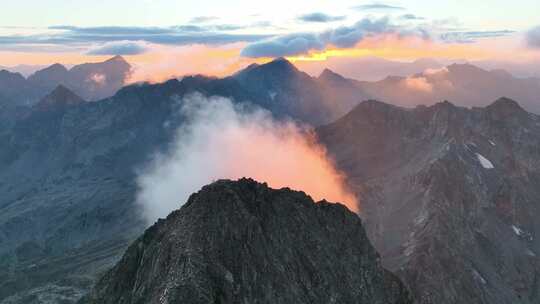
[1,57,540,303]
[0,65,46,78]
[318,98,540,303]
[0,56,131,108]
[358,63,540,112]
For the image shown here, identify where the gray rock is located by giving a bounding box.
[80,178,412,304]
[317,98,540,304]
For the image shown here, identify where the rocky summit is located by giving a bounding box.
[80,178,412,304]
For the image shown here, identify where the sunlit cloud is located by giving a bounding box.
[241,16,429,58]
[125,43,270,84]
[87,41,150,55]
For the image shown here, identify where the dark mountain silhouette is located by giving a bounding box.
[317,98,540,304]
[0,70,41,106]
[80,178,412,304]
[0,56,132,107]
[231,57,365,124]
[0,64,46,77]
[28,63,69,91]
[35,85,85,110]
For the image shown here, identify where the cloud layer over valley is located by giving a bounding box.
[136,93,358,224]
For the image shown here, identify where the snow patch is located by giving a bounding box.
[472,269,487,284]
[476,153,494,169]
[489,140,496,146]
[268,91,277,100]
[414,212,428,226]
[512,225,524,236]
[404,245,415,257]
[88,73,107,86]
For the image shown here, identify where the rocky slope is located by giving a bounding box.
[317,98,540,304]
[80,178,412,304]
[3,57,540,303]
[0,58,363,302]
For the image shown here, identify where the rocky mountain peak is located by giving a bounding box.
[319,68,348,83]
[261,57,298,73]
[36,84,85,110]
[48,63,69,73]
[106,55,127,63]
[0,69,26,82]
[485,97,527,120]
[347,99,397,118]
[80,178,412,304]
[29,63,69,80]
[487,97,524,111]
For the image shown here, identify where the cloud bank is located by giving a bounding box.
[87,41,149,55]
[241,17,423,57]
[136,93,358,225]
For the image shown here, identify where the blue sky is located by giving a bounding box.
[2,0,538,30]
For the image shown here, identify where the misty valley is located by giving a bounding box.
[1,3,540,303]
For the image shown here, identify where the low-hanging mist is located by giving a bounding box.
[136,93,358,225]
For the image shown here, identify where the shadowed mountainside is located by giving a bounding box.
[0,56,131,107]
[317,98,540,303]
[80,178,412,304]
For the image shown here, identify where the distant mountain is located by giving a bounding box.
[295,56,447,81]
[0,56,132,107]
[0,64,46,77]
[35,85,85,110]
[359,63,540,113]
[294,61,540,116]
[0,70,41,106]
[317,98,540,304]
[80,178,412,304]
[27,63,70,91]
[231,57,365,124]
[61,55,132,101]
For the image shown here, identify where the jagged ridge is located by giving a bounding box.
[80,178,412,304]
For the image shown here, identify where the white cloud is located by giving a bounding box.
[136,93,358,225]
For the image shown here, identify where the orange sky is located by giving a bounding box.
[2,35,538,83]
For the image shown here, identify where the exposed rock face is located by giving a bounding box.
[80,179,412,304]
[317,98,540,304]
